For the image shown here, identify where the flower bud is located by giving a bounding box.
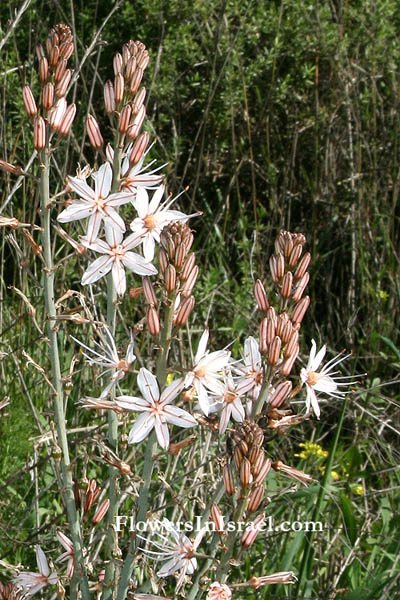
[241,513,265,548]
[268,336,281,366]
[49,44,60,67]
[86,114,104,150]
[125,56,137,79]
[295,251,311,279]
[255,458,272,485]
[129,68,143,95]
[126,104,145,140]
[240,457,251,487]
[92,498,110,525]
[269,255,278,283]
[159,248,168,275]
[113,53,123,75]
[59,41,74,61]
[247,485,264,514]
[33,117,46,151]
[259,318,268,355]
[42,82,55,111]
[129,131,149,166]
[132,87,146,114]
[143,276,157,305]
[292,272,309,303]
[223,464,235,496]
[58,103,76,136]
[269,381,292,408]
[54,58,67,83]
[210,503,224,533]
[22,85,37,117]
[291,295,310,325]
[276,253,285,279]
[254,279,269,312]
[104,80,116,114]
[281,271,293,299]
[165,265,177,294]
[280,343,299,376]
[272,460,313,485]
[49,98,67,131]
[181,265,198,298]
[39,56,49,83]
[137,50,149,70]
[55,69,71,97]
[118,104,132,134]
[174,295,195,328]
[289,243,303,267]
[114,73,125,104]
[181,252,196,281]
[146,305,160,336]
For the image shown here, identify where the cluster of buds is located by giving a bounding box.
[159,222,198,328]
[0,583,22,600]
[73,478,110,525]
[22,24,76,150]
[87,40,150,157]
[224,421,271,514]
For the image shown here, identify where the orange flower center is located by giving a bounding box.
[307,371,319,386]
[144,214,157,231]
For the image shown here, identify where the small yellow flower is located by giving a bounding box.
[166,373,174,386]
[354,484,364,496]
[295,441,328,460]
[330,470,340,481]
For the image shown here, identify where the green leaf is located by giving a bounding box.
[340,493,358,545]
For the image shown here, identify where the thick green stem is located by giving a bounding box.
[39,147,90,600]
[214,495,248,583]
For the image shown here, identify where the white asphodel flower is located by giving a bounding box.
[207,582,232,600]
[139,519,206,592]
[106,142,165,193]
[80,223,157,296]
[184,329,230,417]
[130,185,191,261]
[58,162,133,243]
[300,339,357,419]
[209,371,245,435]
[115,368,197,449]
[13,545,58,597]
[55,531,74,579]
[72,325,135,398]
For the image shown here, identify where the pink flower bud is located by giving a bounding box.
[42,82,55,111]
[104,81,115,114]
[34,117,46,151]
[22,85,37,117]
[86,114,104,150]
[49,98,67,131]
[58,103,76,136]
[129,131,149,166]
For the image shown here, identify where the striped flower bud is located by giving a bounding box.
[146,305,160,336]
[292,272,309,303]
[281,271,293,299]
[36,43,45,62]
[233,446,243,471]
[132,86,146,114]
[254,279,269,312]
[272,460,313,485]
[280,344,299,376]
[58,103,76,136]
[84,479,100,513]
[113,53,123,75]
[104,80,116,114]
[295,251,311,279]
[241,513,265,548]
[210,503,224,533]
[118,104,132,134]
[126,104,145,140]
[284,235,294,257]
[22,85,37,117]
[276,253,285,279]
[249,572,296,588]
[92,498,110,525]
[268,336,281,366]
[240,457,252,487]
[255,458,272,485]
[181,265,198,298]
[248,445,262,465]
[280,319,293,343]
[143,276,157,305]
[285,330,299,358]
[54,58,67,83]
[114,73,125,104]
[174,295,195,328]
[33,117,46,151]
[252,452,265,477]
[174,243,187,270]
[181,252,196,281]
[128,131,149,166]
[59,41,74,61]
[269,381,292,408]
[42,82,54,111]
[289,243,303,267]
[137,50,149,70]
[247,485,264,514]
[223,464,235,496]
[49,98,67,131]
[125,56,137,79]
[165,265,177,294]
[86,114,104,150]
[39,56,49,83]
[129,68,143,95]
[49,44,60,67]
[291,295,310,325]
[269,255,278,283]
[55,68,71,97]
[259,318,268,355]
[159,248,168,275]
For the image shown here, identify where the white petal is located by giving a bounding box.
[112,259,126,296]
[195,329,209,364]
[137,368,159,404]
[163,405,197,428]
[107,191,134,206]
[231,398,245,422]
[219,406,232,435]
[67,176,95,202]
[104,207,126,234]
[128,413,155,444]
[105,221,124,246]
[115,396,150,411]
[160,377,185,404]
[134,187,150,217]
[57,203,93,222]
[148,184,165,213]
[35,545,49,577]
[123,230,144,250]
[95,162,112,198]
[122,252,157,276]
[142,235,156,261]
[81,255,113,285]
[155,417,170,449]
[86,211,102,244]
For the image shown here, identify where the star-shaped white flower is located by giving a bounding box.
[58,162,133,243]
[72,325,135,398]
[300,339,357,419]
[184,329,231,417]
[208,370,245,435]
[13,546,58,597]
[106,142,165,193]
[56,531,74,579]
[130,185,191,261]
[115,368,197,449]
[140,518,205,591]
[80,224,157,296]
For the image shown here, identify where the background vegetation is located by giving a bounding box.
[0,0,399,598]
